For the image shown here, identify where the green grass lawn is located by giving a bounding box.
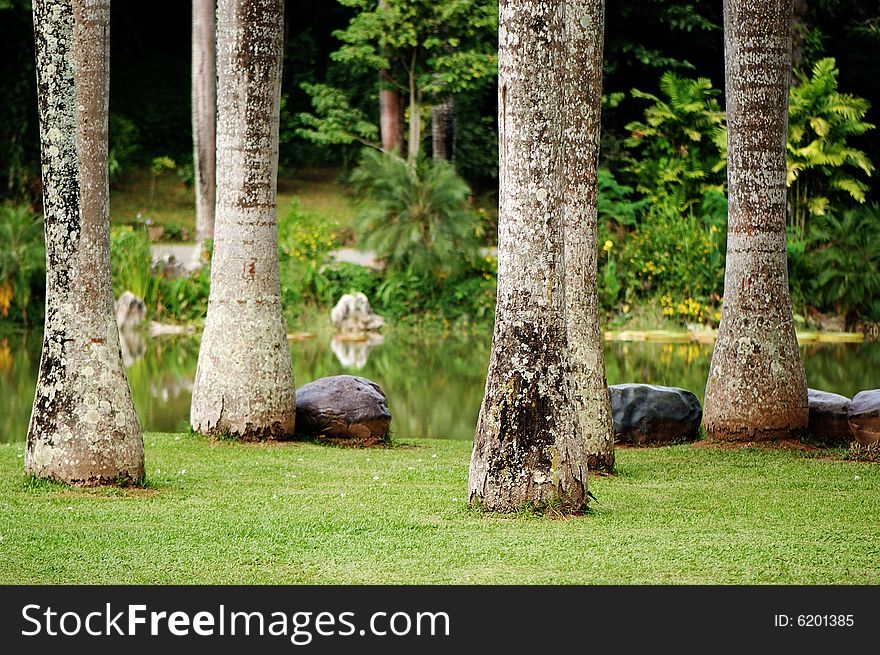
[1,435,876,584]
[109,167,358,233]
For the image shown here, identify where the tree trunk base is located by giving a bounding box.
[704,419,808,442]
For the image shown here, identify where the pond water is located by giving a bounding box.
[1,328,879,443]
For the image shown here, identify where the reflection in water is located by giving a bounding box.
[119,329,146,368]
[330,333,384,369]
[2,329,879,443]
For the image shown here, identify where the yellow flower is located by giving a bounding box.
[603,240,613,252]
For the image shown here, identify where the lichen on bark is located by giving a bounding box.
[469,1,612,512]
[190,0,296,440]
[703,0,808,440]
[26,0,144,486]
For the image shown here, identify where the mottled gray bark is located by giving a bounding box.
[431,96,455,161]
[27,0,144,485]
[562,0,614,471]
[192,0,216,243]
[703,0,808,440]
[190,0,296,439]
[469,1,610,512]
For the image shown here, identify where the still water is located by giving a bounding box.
[1,328,879,443]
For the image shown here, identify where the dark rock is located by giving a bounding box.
[848,390,880,446]
[609,383,703,445]
[295,375,391,443]
[807,389,852,445]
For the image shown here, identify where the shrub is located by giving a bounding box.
[787,58,875,238]
[349,149,481,282]
[623,72,727,213]
[0,204,44,325]
[806,203,880,327]
[602,193,727,325]
[110,225,157,312]
[278,200,341,309]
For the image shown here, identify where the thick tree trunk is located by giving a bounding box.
[431,96,455,161]
[27,0,144,485]
[703,0,808,440]
[192,0,216,243]
[190,0,296,439]
[470,1,609,512]
[379,71,403,152]
[562,0,615,471]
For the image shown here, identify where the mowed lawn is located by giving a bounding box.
[1,434,876,585]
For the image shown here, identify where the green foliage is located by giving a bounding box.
[110,225,210,322]
[349,149,480,281]
[597,168,650,227]
[787,57,875,238]
[319,0,496,160]
[278,200,343,310]
[156,268,210,323]
[295,83,379,148]
[610,193,726,324]
[109,226,158,311]
[0,204,44,325]
[108,113,140,182]
[333,0,497,94]
[623,72,727,212]
[807,203,880,325]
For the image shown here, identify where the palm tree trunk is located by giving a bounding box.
[192,0,216,243]
[27,0,144,485]
[562,0,615,472]
[703,0,808,440]
[190,0,296,439]
[469,0,607,512]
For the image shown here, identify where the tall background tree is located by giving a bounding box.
[192,0,216,243]
[27,0,144,484]
[300,0,496,162]
[469,0,608,511]
[190,0,296,439]
[703,0,808,440]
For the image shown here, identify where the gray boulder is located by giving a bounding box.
[848,390,880,446]
[807,389,852,445]
[115,291,146,332]
[295,375,391,443]
[609,383,703,445]
[330,292,385,333]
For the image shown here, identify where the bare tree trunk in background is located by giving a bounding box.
[190,0,296,439]
[703,0,808,440]
[563,0,615,471]
[192,0,216,243]
[27,0,144,485]
[378,0,402,153]
[406,59,421,162]
[469,1,609,512]
[791,0,809,73]
[431,96,455,161]
[379,70,403,152]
